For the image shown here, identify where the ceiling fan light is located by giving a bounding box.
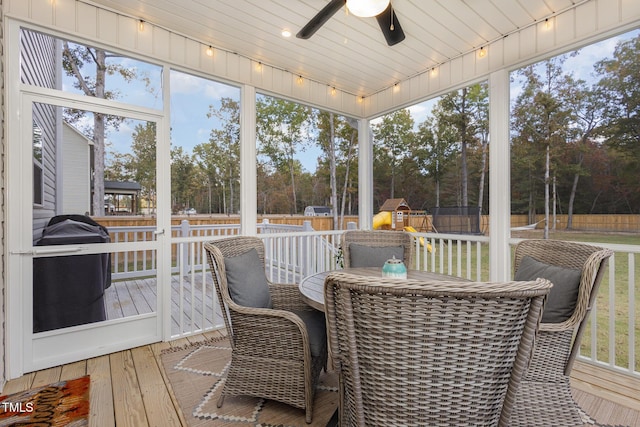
[346,0,390,17]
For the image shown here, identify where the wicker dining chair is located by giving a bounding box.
[324,272,552,427]
[510,239,614,427]
[204,236,327,423]
[341,230,414,268]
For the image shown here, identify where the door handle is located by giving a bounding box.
[11,246,85,255]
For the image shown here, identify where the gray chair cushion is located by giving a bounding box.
[291,310,326,358]
[515,255,582,323]
[349,243,404,268]
[224,248,273,308]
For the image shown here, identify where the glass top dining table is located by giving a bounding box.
[299,267,467,311]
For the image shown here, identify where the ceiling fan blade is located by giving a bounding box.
[297,0,345,39]
[376,3,405,46]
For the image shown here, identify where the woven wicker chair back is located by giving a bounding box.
[513,239,613,376]
[324,272,552,427]
[203,236,327,423]
[341,230,414,268]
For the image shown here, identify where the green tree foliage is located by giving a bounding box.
[372,109,415,202]
[256,96,315,214]
[562,81,606,228]
[193,97,240,214]
[511,56,576,236]
[130,123,157,212]
[594,35,640,212]
[170,146,197,213]
[432,85,489,207]
[413,117,456,208]
[317,113,359,228]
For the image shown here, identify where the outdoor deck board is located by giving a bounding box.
[110,350,149,427]
[130,345,183,427]
[127,279,154,314]
[103,274,220,336]
[12,275,637,426]
[87,354,116,427]
[2,330,637,427]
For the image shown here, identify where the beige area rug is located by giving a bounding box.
[161,337,338,427]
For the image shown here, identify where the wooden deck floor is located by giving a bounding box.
[3,330,639,427]
[104,275,221,337]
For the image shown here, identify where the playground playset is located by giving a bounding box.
[373,198,432,252]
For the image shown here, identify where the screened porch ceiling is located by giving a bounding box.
[87,0,593,100]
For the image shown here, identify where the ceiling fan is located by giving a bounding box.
[297,0,405,46]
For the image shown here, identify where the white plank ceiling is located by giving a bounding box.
[88,0,586,97]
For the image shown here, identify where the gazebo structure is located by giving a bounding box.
[1,2,639,408]
[103,180,142,215]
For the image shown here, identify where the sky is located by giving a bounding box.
[62,28,639,174]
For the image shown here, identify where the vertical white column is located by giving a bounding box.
[240,85,257,236]
[489,69,511,281]
[358,119,373,230]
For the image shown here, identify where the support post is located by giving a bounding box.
[358,119,373,230]
[489,69,511,281]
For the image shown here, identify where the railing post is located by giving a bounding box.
[302,221,314,276]
[261,218,271,265]
[181,220,190,275]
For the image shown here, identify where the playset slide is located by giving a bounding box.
[372,211,393,230]
[372,212,432,252]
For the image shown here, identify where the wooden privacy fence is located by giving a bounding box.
[511,214,640,232]
[95,213,640,234]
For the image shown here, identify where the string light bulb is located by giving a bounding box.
[331,87,337,96]
[297,75,304,85]
[478,46,487,58]
[138,20,145,32]
[206,46,214,57]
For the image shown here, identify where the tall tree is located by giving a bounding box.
[62,41,137,216]
[193,98,240,214]
[563,81,606,228]
[512,57,574,238]
[317,113,359,228]
[372,109,414,201]
[595,35,640,212]
[256,96,315,214]
[130,123,157,213]
[170,146,197,213]
[432,84,488,207]
[317,112,339,228]
[414,116,457,208]
[338,119,359,227]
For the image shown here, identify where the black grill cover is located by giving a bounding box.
[33,216,111,332]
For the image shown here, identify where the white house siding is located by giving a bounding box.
[61,122,90,216]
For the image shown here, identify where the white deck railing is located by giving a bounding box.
[105,223,639,381]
